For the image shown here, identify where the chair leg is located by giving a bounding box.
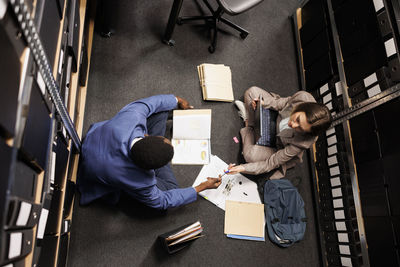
[177,15,214,25]
[220,17,249,39]
[209,18,218,53]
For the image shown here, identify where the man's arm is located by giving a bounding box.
[228,144,304,176]
[127,177,221,210]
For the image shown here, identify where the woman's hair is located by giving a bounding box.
[130,136,174,170]
[292,102,332,136]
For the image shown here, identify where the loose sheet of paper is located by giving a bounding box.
[192,155,261,210]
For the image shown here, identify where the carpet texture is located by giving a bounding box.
[68,0,321,266]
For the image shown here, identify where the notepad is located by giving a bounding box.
[224,200,265,241]
[171,109,212,165]
[197,63,234,102]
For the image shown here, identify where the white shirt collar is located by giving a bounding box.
[130,137,143,149]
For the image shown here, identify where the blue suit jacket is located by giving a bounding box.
[77,95,197,209]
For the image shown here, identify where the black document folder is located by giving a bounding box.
[0,23,21,139]
[301,0,325,26]
[343,38,387,86]
[334,0,377,39]
[11,160,38,202]
[36,0,61,69]
[0,229,33,263]
[53,136,69,187]
[303,28,332,69]
[5,197,41,229]
[305,52,336,91]
[21,81,52,171]
[67,0,81,72]
[158,222,203,254]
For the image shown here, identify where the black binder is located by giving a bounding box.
[303,28,332,69]
[0,229,33,263]
[36,0,62,69]
[11,160,38,202]
[67,0,81,72]
[20,80,52,171]
[157,222,201,254]
[5,198,41,229]
[0,21,20,139]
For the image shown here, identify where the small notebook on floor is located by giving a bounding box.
[197,63,234,102]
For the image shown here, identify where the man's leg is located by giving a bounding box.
[146,111,169,137]
[146,111,179,190]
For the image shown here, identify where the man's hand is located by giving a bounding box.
[195,177,222,193]
[227,164,245,174]
[176,96,194,110]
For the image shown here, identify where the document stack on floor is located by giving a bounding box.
[165,221,204,247]
[158,221,204,254]
[197,63,234,102]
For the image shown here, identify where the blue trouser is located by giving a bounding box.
[146,111,179,191]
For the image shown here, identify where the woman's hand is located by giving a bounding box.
[251,97,264,110]
[227,164,245,174]
[251,98,259,111]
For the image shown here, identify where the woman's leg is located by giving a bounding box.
[240,127,276,163]
[244,86,277,127]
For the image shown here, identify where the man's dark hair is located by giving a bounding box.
[292,102,332,136]
[130,136,174,170]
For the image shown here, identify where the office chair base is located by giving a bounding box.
[162,39,175,46]
[208,45,215,53]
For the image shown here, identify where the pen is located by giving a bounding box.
[220,170,230,178]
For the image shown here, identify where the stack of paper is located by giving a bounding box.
[166,221,204,247]
[172,109,212,165]
[224,200,265,241]
[197,63,234,102]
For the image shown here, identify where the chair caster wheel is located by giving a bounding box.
[177,18,183,25]
[208,45,215,53]
[240,32,248,39]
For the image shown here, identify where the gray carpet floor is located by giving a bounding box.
[68,0,321,266]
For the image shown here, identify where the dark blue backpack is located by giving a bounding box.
[264,179,307,247]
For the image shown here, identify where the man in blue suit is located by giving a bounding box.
[78,94,221,210]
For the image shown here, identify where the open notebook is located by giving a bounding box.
[197,63,234,102]
[171,109,212,165]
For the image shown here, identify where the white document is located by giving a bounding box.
[192,155,261,210]
[172,110,212,165]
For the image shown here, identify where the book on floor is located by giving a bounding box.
[171,109,212,165]
[197,63,234,102]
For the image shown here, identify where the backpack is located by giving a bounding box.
[264,179,307,247]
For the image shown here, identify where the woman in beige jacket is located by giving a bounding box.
[229,86,332,179]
